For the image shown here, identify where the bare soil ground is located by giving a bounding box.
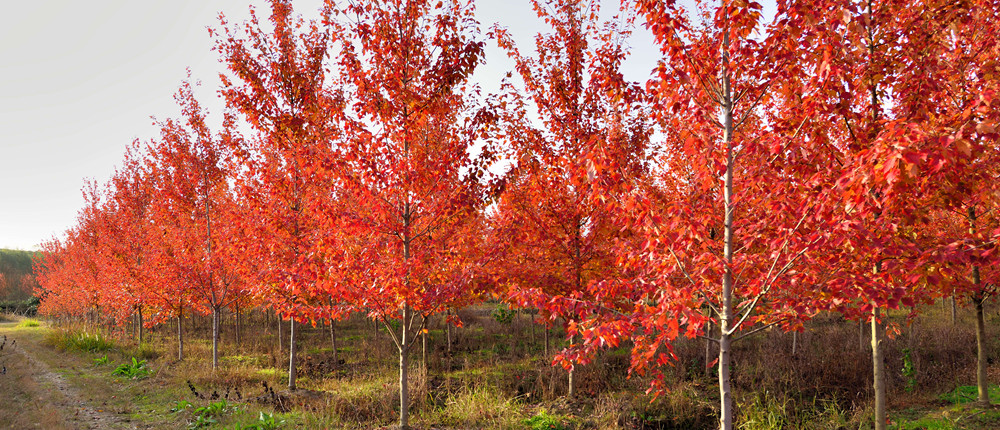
[0,321,136,429]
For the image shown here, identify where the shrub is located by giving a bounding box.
[93,355,111,366]
[524,410,567,430]
[112,357,152,379]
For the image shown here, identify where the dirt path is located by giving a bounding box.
[0,323,140,430]
[12,341,132,429]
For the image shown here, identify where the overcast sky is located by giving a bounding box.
[0,0,742,251]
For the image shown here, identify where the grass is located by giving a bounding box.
[940,385,1000,405]
[16,318,41,328]
[45,329,114,353]
[3,300,1000,429]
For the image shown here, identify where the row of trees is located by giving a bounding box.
[34,0,999,429]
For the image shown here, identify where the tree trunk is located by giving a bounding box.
[446,309,452,354]
[975,293,989,405]
[705,320,713,376]
[568,333,576,398]
[421,315,428,377]
[177,308,184,361]
[236,305,241,346]
[952,296,958,325]
[718,321,733,430]
[859,319,865,352]
[968,207,989,405]
[792,330,798,356]
[212,306,220,370]
[717,17,736,430]
[288,318,297,391]
[399,306,412,429]
[872,308,886,430]
[277,310,284,353]
[137,305,143,346]
[544,325,550,357]
[329,318,338,368]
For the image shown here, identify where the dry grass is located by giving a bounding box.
[6,298,999,429]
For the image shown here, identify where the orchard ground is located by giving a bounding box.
[3,302,1000,429]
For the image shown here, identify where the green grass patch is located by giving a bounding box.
[939,385,1000,405]
[524,410,568,430]
[112,357,153,380]
[428,385,525,428]
[891,416,953,430]
[46,330,115,353]
[16,318,41,328]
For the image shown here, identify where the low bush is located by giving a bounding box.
[112,357,153,379]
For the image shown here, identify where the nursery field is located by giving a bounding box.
[3,302,1000,429]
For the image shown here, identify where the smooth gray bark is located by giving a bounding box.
[872,308,886,430]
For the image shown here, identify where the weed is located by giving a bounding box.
[737,391,788,430]
[939,385,1000,405]
[112,357,152,379]
[232,412,285,429]
[16,319,40,328]
[187,400,237,429]
[901,348,916,392]
[46,330,114,353]
[524,410,567,430]
[490,304,516,325]
[93,355,111,366]
[171,400,194,413]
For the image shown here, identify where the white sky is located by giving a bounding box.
[2,0,769,251]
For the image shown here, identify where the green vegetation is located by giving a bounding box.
[3,305,1000,429]
[16,318,40,328]
[0,248,39,303]
[46,329,114,352]
[112,357,153,379]
[524,410,567,430]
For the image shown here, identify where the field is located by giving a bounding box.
[2,301,1000,429]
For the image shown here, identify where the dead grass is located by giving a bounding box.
[6,299,1000,429]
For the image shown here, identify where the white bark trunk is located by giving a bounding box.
[872,308,886,430]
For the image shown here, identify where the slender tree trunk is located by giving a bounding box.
[872,307,886,430]
[177,307,184,361]
[544,325,550,357]
[329,318,338,367]
[975,293,989,405]
[705,320,713,376]
[288,318,297,391]
[792,331,798,356]
[446,309,453,354]
[568,333,576,398]
[421,315,428,377]
[234,304,241,346]
[859,319,865,352]
[137,305,143,346]
[952,296,958,325]
[277,310,284,353]
[717,17,736,430]
[969,207,989,405]
[327,297,338,367]
[400,306,412,429]
[212,306,220,370]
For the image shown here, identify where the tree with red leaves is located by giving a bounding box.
[489,0,651,398]
[326,0,493,427]
[144,80,246,369]
[774,1,1000,426]
[214,0,342,389]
